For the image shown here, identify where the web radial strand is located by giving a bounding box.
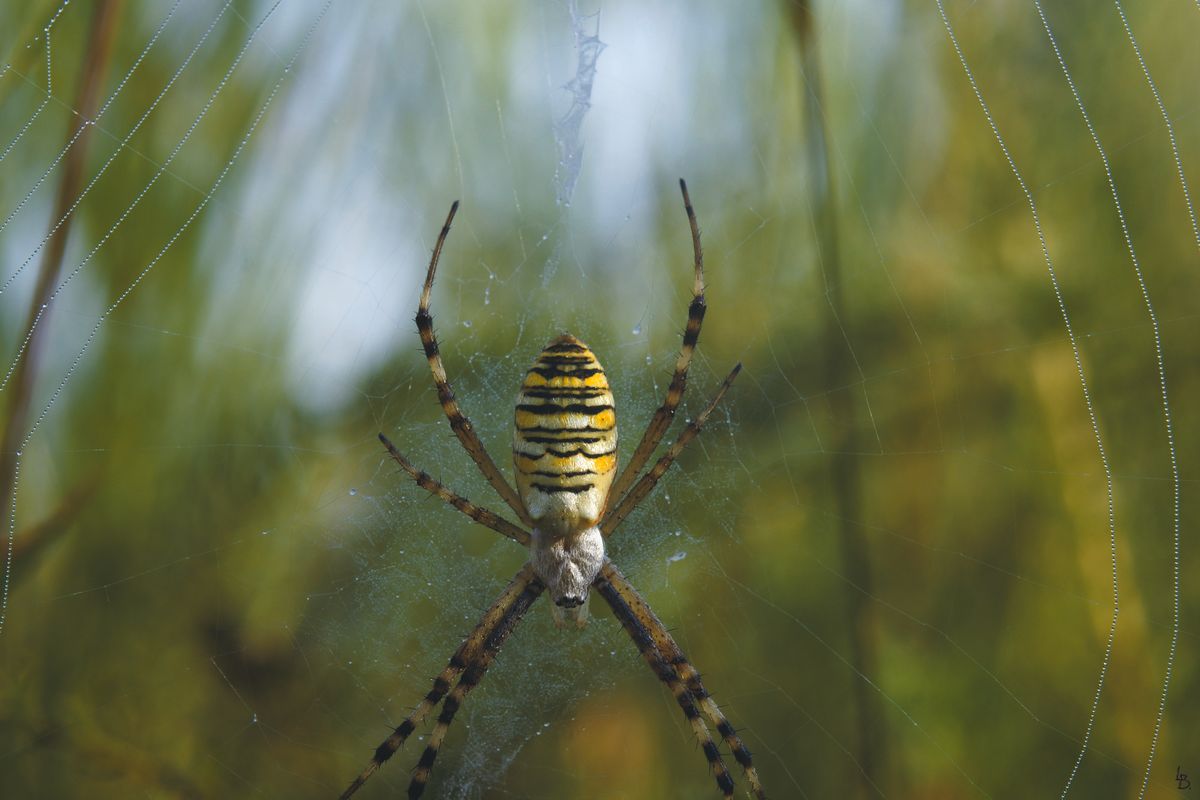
[1111,1,1199,253]
[1031,5,1137,796]
[937,3,1135,796]
[1107,5,1183,795]
[0,0,66,166]
[1,0,286,396]
[0,0,182,245]
[1,0,233,295]
[0,0,336,639]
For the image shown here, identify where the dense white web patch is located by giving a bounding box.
[0,1,1194,798]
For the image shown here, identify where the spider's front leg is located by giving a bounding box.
[413,200,534,528]
[608,178,708,503]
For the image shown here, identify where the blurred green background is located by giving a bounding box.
[1,1,1197,797]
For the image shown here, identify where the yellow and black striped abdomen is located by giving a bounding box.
[513,335,617,534]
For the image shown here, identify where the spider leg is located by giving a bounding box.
[600,562,765,798]
[415,201,535,528]
[601,362,742,537]
[608,179,707,507]
[378,433,530,547]
[593,568,735,797]
[339,564,541,800]
[408,574,544,798]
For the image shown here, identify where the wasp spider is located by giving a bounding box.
[341,181,764,799]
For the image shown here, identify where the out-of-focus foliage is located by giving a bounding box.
[1,1,1197,798]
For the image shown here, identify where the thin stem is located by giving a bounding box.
[1,0,124,560]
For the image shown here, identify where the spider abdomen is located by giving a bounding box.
[513,334,617,536]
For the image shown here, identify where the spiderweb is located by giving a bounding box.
[0,1,1195,798]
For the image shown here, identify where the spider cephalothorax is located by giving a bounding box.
[341,181,764,800]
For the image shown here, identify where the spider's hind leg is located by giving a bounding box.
[600,562,766,798]
[407,575,544,797]
[593,567,736,798]
[339,564,541,800]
